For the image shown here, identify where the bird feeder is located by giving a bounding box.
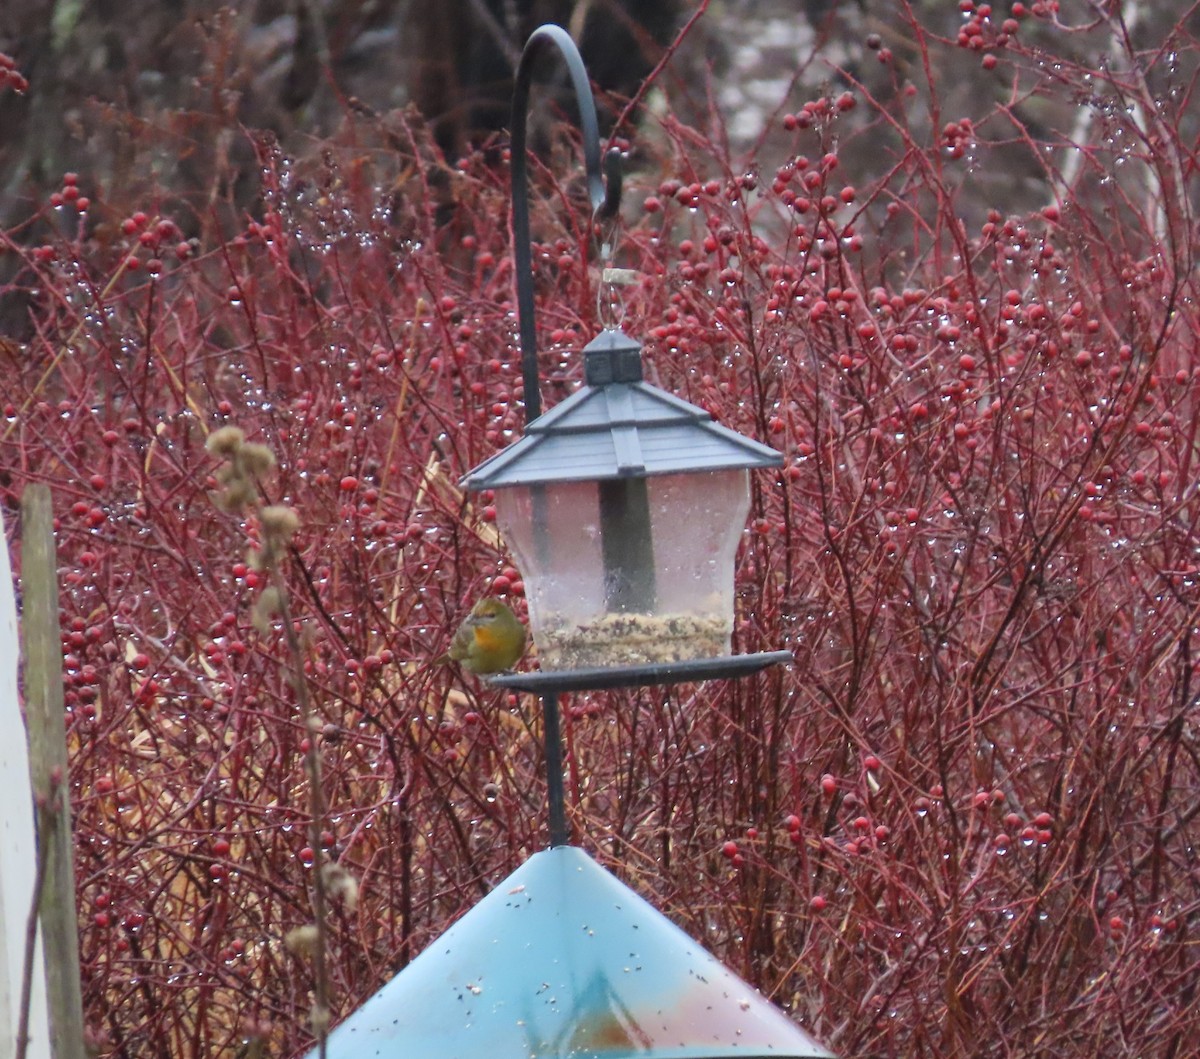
[462,328,782,679]
[458,24,787,694]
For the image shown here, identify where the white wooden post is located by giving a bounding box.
[0,505,51,1059]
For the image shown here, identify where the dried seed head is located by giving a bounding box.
[239,443,276,476]
[206,425,245,457]
[284,924,319,955]
[322,862,360,912]
[309,1004,331,1037]
[251,585,282,634]
[260,504,300,542]
[216,481,256,512]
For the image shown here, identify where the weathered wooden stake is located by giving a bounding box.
[20,486,85,1059]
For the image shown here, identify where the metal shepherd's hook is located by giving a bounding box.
[510,23,623,425]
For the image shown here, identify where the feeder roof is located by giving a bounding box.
[311,845,834,1059]
[462,330,782,489]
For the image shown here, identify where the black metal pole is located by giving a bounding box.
[542,689,569,847]
[510,23,621,424]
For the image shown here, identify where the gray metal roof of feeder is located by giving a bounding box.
[461,329,783,490]
[309,844,834,1059]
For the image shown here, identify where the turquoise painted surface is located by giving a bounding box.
[312,845,834,1059]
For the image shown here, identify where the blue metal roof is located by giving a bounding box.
[461,331,782,489]
[312,845,834,1058]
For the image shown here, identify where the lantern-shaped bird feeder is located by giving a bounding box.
[463,327,786,683]
[463,24,789,699]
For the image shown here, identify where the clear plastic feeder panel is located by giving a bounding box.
[493,469,751,670]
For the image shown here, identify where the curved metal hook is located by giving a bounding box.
[511,23,622,423]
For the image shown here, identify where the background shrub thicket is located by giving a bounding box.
[2,1,1200,1056]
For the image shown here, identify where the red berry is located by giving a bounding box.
[721,840,738,858]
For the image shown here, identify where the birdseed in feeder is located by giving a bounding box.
[536,612,729,670]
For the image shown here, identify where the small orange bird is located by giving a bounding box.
[436,597,527,675]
